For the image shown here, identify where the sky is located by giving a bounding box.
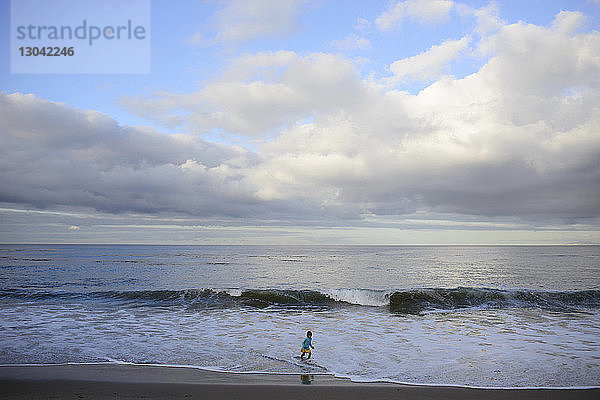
[1,0,599,245]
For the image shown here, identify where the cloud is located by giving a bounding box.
[208,0,309,44]
[188,32,208,47]
[388,36,470,82]
[121,51,367,136]
[376,0,454,31]
[455,2,504,36]
[244,13,599,222]
[328,33,372,51]
[377,1,504,37]
[0,92,262,218]
[478,12,600,98]
[353,17,372,32]
[3,12,600,230]
[551,10,586,34]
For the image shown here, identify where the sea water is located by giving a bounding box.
[0,245,599,388]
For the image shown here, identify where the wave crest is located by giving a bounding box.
[2,287,599,313]
[388,287,600,314]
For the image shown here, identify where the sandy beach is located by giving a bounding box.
[0,364,598,400]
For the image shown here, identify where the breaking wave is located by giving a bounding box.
[387,287,600,313]
[2,287,599,314]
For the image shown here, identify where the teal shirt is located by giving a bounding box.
[302,337,312,349]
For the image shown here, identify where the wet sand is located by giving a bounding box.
[0,364,598,399]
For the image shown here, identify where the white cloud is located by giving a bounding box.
[328,33,372,51]
[388,36,470,82]
[478,13,600,98]
[242,13,600,221]
[121,52,366,136]
[188,32,208,47]
[353,17,372,32]
[209,0,308,44]
[375,0,454,31]
[551,10,586,34]
[455,2,504,36]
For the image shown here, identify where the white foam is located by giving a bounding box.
[222,288,243,297]
[324,288,389,306]
[2,293,599,388]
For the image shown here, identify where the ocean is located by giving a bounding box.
[1,244,599,388]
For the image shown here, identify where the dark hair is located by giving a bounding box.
[307,331,312,336]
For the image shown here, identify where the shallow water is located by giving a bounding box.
[1,245,599,387]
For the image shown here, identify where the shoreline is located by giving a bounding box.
[2,361,599,390]
[1,364,599,400]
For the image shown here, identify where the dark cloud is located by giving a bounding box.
[0,93,263,217]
